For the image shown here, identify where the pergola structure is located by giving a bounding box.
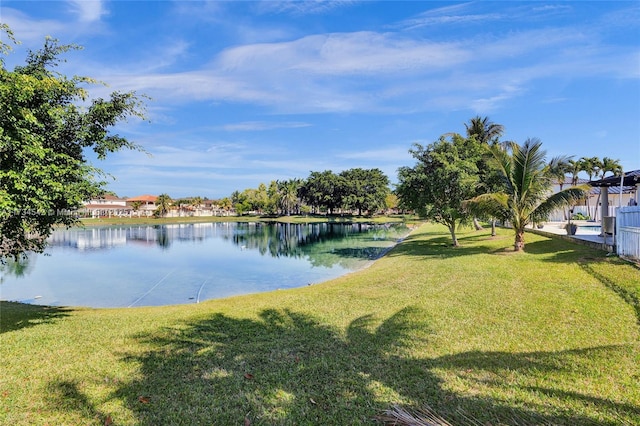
[588,170,639,215]
[588,170,640,242]
[588,169,640,189]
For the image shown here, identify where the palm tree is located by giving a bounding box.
[564,158,587,221]
[464,115,505,144]
[131,200,142,218]
[464,116,505,231]
[278,179,301,216]
[218,197,233,216]
[191,196,203,216]
[466,138,588,251]
[593,157,622,220]
[567,159,582,186]
[549,159,572,220]
[579,156,600,219]
[154,194,172,218]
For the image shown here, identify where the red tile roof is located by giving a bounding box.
[126,195,158,203]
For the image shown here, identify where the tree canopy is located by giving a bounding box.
[0,28,145,259]
[339,168,390,216]
[396,134,482,246]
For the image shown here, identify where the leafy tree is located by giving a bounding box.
[301,171,344,214]
[264,181,280,215]
[0,28,145,259]
[231,190,249,215]
[254,183,270,214]
[396,134,482,246]
[385,193,399,212]
[154,194,173,217]
[231,187,268,215]
[465,139,587,251]
[339,168,390,216]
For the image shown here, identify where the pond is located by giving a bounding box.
[1,222,409,308]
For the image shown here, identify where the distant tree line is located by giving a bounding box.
[230,168,392,217]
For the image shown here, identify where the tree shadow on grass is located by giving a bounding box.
[578,261,640,326]
[0,301,71,334]
[522,238,606,263]
[72,307,636,425]
[46,380,111,424]
[387,231,507,260]
[393,228,609,264]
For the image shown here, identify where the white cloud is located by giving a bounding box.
[395,2,502,30]
[220,121,312,131]
[0,8,66,45]
[337,147,412,163]
[217,32,468,76]
[255,0,357,16]
[80,13,637,116]
[67,0,106,23]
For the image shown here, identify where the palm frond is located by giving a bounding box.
[377,404,454,426]
[487,143,514,194]
[463,193,509,221]
[532,185,589,222]
[513,138,548,202]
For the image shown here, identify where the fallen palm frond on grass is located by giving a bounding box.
[377,404,575,426]
[377,404,454,426]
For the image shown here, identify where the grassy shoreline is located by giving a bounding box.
[1,223,639,425]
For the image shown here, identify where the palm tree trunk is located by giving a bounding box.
[593,191,601,221]
[491,219,496,237]
[473,217,483,230]
[514,228,525,251]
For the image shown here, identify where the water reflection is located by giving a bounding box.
[0,256,37,283]
[1,222,409,307]
[46,222,407,261]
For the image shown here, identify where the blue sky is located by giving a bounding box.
[2,1,639,199]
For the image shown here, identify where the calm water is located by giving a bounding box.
[1,222,409,308]
[578,225,601,233]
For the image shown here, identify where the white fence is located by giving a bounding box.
[616,206,640,261]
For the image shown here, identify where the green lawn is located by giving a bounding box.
[1,224,638,425]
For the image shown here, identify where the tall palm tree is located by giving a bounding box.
[579,156,600,218]
[549,159,572,220]
[466,138,588,251]
[278,179,301,216]
[593,157,622,220]
[567,159,583,186]
[601,157,623,178]
[464,116,505,231]
[564,158,587,221]
[464,115,505,144]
